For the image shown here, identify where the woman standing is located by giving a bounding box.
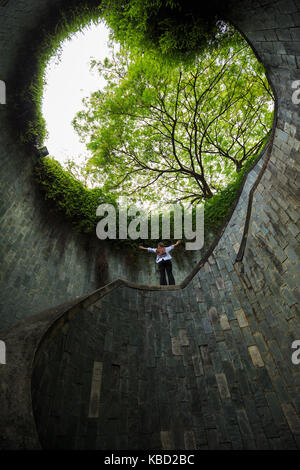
[139,240,182,285]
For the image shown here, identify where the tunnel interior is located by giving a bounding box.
[0,0,300,451]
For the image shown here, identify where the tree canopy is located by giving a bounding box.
[72,26,274,206]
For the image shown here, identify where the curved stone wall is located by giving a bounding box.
[0,0,299,451]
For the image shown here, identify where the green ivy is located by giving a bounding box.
[35,157,116,233]
[204,146,266,236]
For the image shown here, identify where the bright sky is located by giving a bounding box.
[42,21,112,166]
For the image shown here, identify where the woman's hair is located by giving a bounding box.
[158,242,165,247]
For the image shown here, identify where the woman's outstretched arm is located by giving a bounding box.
[138,245,148,251]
